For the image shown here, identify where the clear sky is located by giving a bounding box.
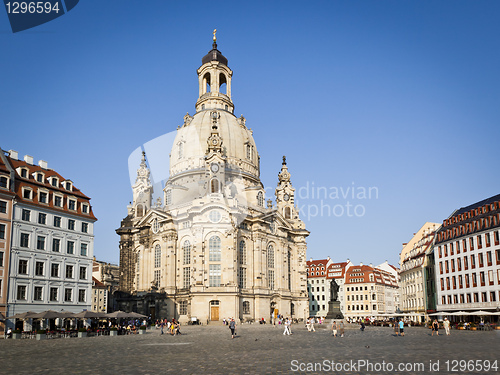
[1,1,499,266]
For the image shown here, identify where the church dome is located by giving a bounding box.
[169,110,259,180]
[169,35,260,183]
[201,42,228,67]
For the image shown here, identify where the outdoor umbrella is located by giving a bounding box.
[106,310,132,319]
[31,310,68,319]
[474,311,495,315]
[428,312,449,316]
[72,311,101,319]
[6,311,36,319]
[127,312,148,319]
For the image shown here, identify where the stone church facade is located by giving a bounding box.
[117,35,309,324]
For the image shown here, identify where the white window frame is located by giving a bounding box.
[22,187,33,200]
[53,193,63,208]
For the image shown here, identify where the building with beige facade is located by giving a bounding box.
[344,263,399,320]
[117,35,309,324]
[91,277,108,313]
[399,222,439,322]
[92,258,119,311]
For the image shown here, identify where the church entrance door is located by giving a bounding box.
[210,306,219,321]
[210,300,220,321]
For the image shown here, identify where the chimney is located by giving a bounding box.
[309,258,312,262]
[326,256,330,260]
[8,150,18,160]
[369,263,373,268]
[38,160,48,169]
[24,155,34,165]
[360,262,363,266]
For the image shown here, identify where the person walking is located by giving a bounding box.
[160,321,164,335]
[309,318,316,332]
[443,318,450,336]
[283,318,291,335]
[229,318,236,339]
[339,320,345,337]
[331,321,337,337]
[432,319,439,336]
[398,319,405,337]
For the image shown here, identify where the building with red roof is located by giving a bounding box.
[2,148,97,328]
[344,263,399,320]
[434,194,500,314]
[306,257,352,318]
[0,151,15,336]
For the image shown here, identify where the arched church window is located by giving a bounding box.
[165,190,172,205]
[242,301,250,314]
[287,249,292,290]
[267,244,275,290]
[284,206,291,219]
[210,179,220,194]
[152,218,160,234]
[209,235,221,261]
[183,240,191,264]
[136,204,144,217]
[178,142,183,160]
[267,244,274,268]
[257,192,264,207]
[154,244,161,268]
[238,240,246,265]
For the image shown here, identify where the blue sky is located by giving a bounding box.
[1,1,499,266]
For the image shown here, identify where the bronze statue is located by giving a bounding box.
[330,278,339,302]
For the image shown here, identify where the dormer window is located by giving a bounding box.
[50,177,59,187]
[39,191,48,204]
[36,173,44,183]
[68,199,76,211]
[64,181,72,191]
[22,187,33,200]
[0,176,8,189]
[53,194,63,207]
[81,203,89,214]
[20,168,28,178]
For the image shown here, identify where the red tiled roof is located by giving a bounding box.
[6,156,97,221]
[345,265,398,287]
[92,277,106,288]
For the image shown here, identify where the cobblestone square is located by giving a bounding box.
[0,324,498,375]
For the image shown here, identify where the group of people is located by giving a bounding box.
[305,318,316,332]
[157,319,181,336]
[331,320,345,337]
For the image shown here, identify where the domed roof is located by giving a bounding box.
[170,110,259,180]
[201,42,228,67]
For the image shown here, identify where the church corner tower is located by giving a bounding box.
[117,31,309,323]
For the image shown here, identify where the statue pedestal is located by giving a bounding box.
[325,301,344,320]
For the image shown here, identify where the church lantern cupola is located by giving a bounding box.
[196,29,234,114]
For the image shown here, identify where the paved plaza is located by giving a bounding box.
[0,324,498,375]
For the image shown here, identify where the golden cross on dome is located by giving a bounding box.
[213,29,217,42]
